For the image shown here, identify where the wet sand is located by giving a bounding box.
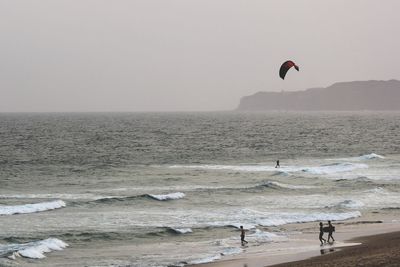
[194,218,400,267]
[272,231,400,267]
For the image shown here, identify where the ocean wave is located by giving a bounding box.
[187,254,221,265]
[331,153,385,161]
[89,192,185,204]
[90,195,144,204]
[262,181,316,190]
[256,211,361,226]
[0,193,110,200]
[170,164,277,172]
[167,228,193,234]
[170,162,368,175]
[0,238,68,259]
[0,200,66,216]
[327,200,365,209]
[356,153,385,160]
[147,192,185,201]
[246,229,282,243]
[301,163,368,175]
[228,223,257,230]
[364,187,389,194]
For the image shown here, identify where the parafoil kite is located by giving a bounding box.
[279,60,299,80]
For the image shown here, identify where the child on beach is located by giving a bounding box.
[240,226,248,246]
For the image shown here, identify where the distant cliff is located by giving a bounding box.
[237,80,400,111]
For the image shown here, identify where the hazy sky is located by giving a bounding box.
[1,0,399,112]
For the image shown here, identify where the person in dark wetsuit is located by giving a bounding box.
[275,160,280,168]
[319,222,326,245]
[327,221,335,243]
[240,226,248,246]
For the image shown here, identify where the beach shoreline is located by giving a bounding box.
[192,217,400,267]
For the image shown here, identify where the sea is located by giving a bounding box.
[0,112,400,266]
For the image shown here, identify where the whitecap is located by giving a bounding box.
[333,200,365,209]
[0,200,66,215]
[357,153,385,160]
[301,163,368,175]
[170,228,193,234]
[364,187,389,194]
[229,223,257,230]
[257,211,361,226]
[147,192,185,201]
[0,193,109,200]
[0,238,68,259]
[169,164,276,172]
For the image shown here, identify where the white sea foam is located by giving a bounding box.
[170,164,278,172]
[247,229,283,243]
[256,211,361,226]
[148,192,185,201]
[0,193,110,200]
[335,200,365,209]
[301,163,368,175]
[188,254,221,265]
[331,153,385,161]
[364,187,389,194]
[357,153,385,160]
[229,223,257,230]
[170,162,368,175]
[220,247,242,256]
[170,228,193,234]
[0,200,66,215]
[0,238,68,259]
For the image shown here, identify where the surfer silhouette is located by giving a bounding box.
[240,226,248,246]
[275,160,280,168]
[319,222,326,245]
[327,221,335,243]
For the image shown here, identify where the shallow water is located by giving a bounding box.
[0,112,400,266]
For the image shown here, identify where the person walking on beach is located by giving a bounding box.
[240,226,248,246]
[275,160,280,168]
[319,222,326,245]
[327,221,335,243]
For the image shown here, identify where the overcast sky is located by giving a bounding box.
[1,0,399,112]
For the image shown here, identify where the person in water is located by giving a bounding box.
[275,160,280,168]
[319,222,326,245]
[240,226,248,246]
[327,221,335,243]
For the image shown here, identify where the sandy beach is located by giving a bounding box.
[194,216,400,267]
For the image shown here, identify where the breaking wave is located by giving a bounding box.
[0,238,68,259]
[0,200,66,216]
[301,163,368,175]
[170,162,368,176]
[328,200,365,209]
[357,153,385,160]
[255,211,362,227]
[147,192,185,201]
[262,181,316,190]
[0,193,111,200]
[91,192,185,204]
[167,228,193,234]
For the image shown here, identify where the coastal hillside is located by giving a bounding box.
[237,80,400,111]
